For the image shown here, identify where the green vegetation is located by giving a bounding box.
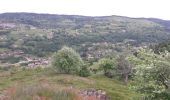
[97,58,116,78]
[0,68,139,100]
[116,55,133,84]
[52,46,84,74]
[0,13,170,57]
[0,13,170,100]
[11,84,75,100]
[128,49,170,100]
[78,64,90,77]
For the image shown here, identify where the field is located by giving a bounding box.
[0,68,140,100]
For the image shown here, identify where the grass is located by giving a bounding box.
[10,84,75,100]
[0,68,140,100]
[89,75,140,100]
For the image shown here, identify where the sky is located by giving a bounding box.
[0,0,170,20]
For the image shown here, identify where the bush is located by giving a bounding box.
[52,46,84,74]
[79,64,90,77]
[98,58,116,78]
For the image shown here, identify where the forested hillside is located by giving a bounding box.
[0,13,170,100]
[0,13,169,59]
[0,13,170,52]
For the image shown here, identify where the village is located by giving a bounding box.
[0,22,16,30]
[0,50,50,68]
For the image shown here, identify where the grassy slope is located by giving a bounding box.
[0,68,140,100]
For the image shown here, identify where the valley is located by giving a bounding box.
[0,13,170,100]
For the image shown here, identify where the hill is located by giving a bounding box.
[0,13,170,100]
[0,12,170,65]
[0,68,139,100]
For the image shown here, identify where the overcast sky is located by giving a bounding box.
[0,0,170,20]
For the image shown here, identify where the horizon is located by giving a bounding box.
[0,12,169,21]
[0,0,170,20]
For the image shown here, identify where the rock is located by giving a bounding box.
[79,88,110,100]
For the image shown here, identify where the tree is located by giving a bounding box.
[117,55,133,85]
[98,58,116,78]
[52,46,83,74]
[129,49,170,99]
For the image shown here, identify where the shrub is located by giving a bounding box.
[98,58,116,78]
[79,64,90,77]
[52,46,83,74]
